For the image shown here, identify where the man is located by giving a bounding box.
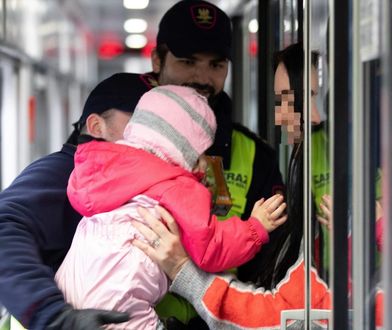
[147,0,283,326]
[150,0,283,219]
[0,73,152,329]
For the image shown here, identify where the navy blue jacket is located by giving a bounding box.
[0,144,81,329]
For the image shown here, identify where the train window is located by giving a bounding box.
[0,58,19,189]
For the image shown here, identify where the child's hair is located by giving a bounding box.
[124,85,217,171]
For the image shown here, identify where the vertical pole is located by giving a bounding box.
[331,0,350,328]
[381,0,392,328]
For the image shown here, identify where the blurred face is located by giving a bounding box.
[153,50,229,101]
[274,62,321,144]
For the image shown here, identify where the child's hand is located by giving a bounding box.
[317,194,332,230]
[251,194,287,232]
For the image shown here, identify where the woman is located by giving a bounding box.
[238,42,326,289]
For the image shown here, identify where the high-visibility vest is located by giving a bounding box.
[220,129,255,219]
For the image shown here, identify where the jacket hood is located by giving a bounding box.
[124,85,216,172]
[68,140,192,217]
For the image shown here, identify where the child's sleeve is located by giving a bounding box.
[160,182,269,272]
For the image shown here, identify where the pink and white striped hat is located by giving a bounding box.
[123,85,216,171]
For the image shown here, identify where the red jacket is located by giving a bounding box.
[67,140,269,272]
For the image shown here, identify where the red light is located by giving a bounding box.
[249,40,258,57]
[98,36,124,60]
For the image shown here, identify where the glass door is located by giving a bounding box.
[277,0,387,328]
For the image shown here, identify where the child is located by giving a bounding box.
[55,85,287,329]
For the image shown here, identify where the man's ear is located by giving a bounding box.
[85,113,105,138]
[151,48,161,74]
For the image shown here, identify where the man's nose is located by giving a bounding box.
[193,66,211,84]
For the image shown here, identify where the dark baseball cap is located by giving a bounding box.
[157,0,232,59]
[77,72,155,127]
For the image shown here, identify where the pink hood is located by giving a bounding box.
[68,140,193,217]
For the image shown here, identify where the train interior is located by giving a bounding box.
[0,0,390,329]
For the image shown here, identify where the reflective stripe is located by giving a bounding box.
[221,129,255,219]
[10,317,25,330]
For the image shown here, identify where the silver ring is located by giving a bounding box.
[151,238,160,249]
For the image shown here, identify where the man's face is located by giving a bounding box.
[103,110,132,141]
[86,110,132,142]
[153,50,229,102]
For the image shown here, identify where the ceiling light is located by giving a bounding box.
[123,0,149,10]
[248,19,258,33]
[125,34,147,49]
[124,18,147,33]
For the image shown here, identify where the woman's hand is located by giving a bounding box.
[132,205,190,280]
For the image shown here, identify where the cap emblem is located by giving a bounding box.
[191,5,216,29]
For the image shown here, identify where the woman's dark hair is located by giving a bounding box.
[238,43,321,289]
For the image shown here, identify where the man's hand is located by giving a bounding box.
[132,205,189,280]
[47,305,129,329]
